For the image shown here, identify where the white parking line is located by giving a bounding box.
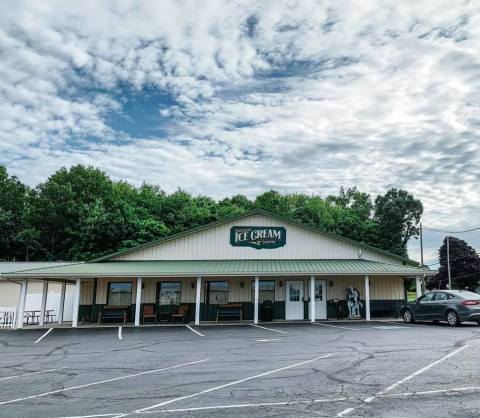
[0,368,64,382]
[256,338,283,342]
[185,325,205,337]
[134,352,335,413]
[251,324,288,334]
[0,359,209,406]
[34,328,53,344]
[118,326,122,340]
[336,344,470,416]
[380,385,480,398]
[56,414,128,418]
[314,323,359,331]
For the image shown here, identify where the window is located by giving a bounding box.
[251,280,275,303]
[434,292,448,301]
[419,292,435,303]
[157,282,181,305]
[107,282,132,306]
[207,281,229,304]
[315,282,323,302]
[288,283,301,302]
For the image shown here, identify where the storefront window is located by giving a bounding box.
[315,282,323,301]
[251,280,275,303]
[107,282,132,306]
[207,281,229,304]
[157,282,181,305]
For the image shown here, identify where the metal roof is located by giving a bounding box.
[2,259,434,279]
[0,262,76,274]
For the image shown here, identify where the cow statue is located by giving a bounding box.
[346,287,363,319]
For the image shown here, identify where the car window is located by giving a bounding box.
[419,293,435,303]
[434,292,448,301]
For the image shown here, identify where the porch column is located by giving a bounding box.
[72,279,81,328]
[195,276,201,325]
[16,279,28,329]
[415,276,422,298]
[364,275,371,321]
[310,276,315,323]
[58,282,66,324]
[254,276,259,324]
[135,277,142,327]
[39,281,48,327]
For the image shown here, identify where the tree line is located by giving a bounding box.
[0,165,424,262]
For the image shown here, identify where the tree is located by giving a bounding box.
[373,188,423,257]
[0,166,29,260]
[427,237,480,290]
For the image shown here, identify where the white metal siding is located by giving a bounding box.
[113,214,401,264]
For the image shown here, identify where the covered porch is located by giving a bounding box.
[4,259,430,328]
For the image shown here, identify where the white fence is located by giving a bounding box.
[0,307,17,329]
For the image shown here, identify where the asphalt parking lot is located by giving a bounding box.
[0,321,479,418]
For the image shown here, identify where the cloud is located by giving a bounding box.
[1,0,480,261]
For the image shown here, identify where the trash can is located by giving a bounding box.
[261,300,274,322]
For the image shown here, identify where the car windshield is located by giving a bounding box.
[449,291,480,300]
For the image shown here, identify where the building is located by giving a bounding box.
[2,209,434,328]
[0,262,76,327]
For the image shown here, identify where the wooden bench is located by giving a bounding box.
[98,305,128,324]
[216,304,243,322]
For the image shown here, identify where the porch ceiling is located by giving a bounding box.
[1,259,435,279]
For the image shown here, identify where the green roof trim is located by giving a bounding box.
[3,259,434,279]
[91,209,419,266]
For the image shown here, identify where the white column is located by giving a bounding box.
[72,279,81,328]
[254,276,259,324]
[16,279,28,329]
[58,282,66,324]
[135,277,142,327]
[416,276,422,298]
[39,281,48,327]
[310,276,315,323]
[195,276,202,325]
[364,275,371,321]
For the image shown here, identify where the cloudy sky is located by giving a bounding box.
[1,0,479,264]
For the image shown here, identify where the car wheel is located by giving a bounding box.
[477,320,480,326]
[446,310,460,327]
[403,309,415,324]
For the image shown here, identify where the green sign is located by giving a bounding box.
[230,226,286,249]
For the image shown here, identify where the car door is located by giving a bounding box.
[432,292,449,319]
[415,292,437,319]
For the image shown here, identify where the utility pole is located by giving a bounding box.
[420,223,424,267]
[447,236,452,289]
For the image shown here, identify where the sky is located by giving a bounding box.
[1,0,479,265]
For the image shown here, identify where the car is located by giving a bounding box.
[401,290,480,326]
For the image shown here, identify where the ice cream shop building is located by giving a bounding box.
[3,209,434,328]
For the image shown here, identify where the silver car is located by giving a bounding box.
[401,290,480,326]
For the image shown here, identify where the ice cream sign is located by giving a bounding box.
[230,226,286,249]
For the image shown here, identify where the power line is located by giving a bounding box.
[423,226,480,234]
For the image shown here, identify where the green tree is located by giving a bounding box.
[427,237,480,290]
[373,188,423,257]
[0,166,29,260]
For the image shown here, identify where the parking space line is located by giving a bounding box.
[118,327,122,340]
[56,414,127,418]
[251,324,288,334]
[314,323,359,331]
[0,359,209,406]
[0,368,64,382]
[380,385,480,398]
[185,325,205,337]
[134,352,335,413]
[34,328,53,344]
[336,344,470,416]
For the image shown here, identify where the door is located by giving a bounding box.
[315,279,327,320]
[285,281,304,320]
[415,292,437,319]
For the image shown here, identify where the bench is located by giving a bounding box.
[216,303,243,322]
[98,305,128,324]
